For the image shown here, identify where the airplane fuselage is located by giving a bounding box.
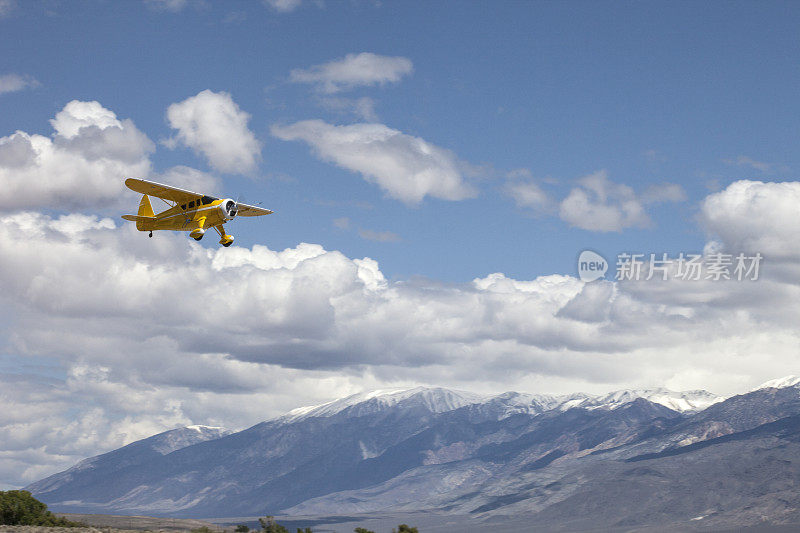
[122,177,272,247]
[130,195,238,246]
[147,197,235,232]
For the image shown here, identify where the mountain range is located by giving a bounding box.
[26,377,800,531]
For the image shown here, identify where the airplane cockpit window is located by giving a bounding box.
[201,196,216,205]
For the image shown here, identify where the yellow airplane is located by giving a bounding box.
[121,178,273,247]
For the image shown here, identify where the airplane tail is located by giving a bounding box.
[135,194,155,231]
[138,194,155,217]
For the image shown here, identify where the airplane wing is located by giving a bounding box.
[126,178,272,216]
[237,203,274,217]
[125,178,206,205]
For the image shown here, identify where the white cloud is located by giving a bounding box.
[50,101,122,137]
[504,170,554,214]
[0,100,154,211]
[0,100,221,214]
[165,90,261,174]
[2,180,800,487]
[701,180,800,260]
[2,181,797,385]
[559,171,684,232]
[0,74,38,95]
[290,53,413,93]
[271,120,476,205]
[559,171,648,232]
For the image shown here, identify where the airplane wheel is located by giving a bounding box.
[193,235,203,241]
[149,232,153,238]
[222,241,232,248]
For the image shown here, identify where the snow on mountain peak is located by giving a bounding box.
[752,375,800,391]
[278,384,724,425]
[574,388,723,413]
[148,425,230,455]
[281,386,487,422]
[185,424,224,432]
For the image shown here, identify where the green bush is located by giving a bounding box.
[258,515,289,533]
[0,490,85,527]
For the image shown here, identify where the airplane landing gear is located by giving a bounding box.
[190,228,205,241]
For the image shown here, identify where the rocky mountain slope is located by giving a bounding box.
[26,379,800,530]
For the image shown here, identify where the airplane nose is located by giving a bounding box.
[224,199,237,218]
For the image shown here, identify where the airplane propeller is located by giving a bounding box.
[224,199,238,218]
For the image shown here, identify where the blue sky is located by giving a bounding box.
[1,0,800,489]
[3,1,798,281]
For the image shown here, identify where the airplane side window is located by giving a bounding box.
[188,201,195,208]
[181,204,186,210]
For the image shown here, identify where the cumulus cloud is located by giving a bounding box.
[271,120,476,205]
[2,181,797,382]
[2,180,799,488]
[0,73,39,95]
[290,53,413,93]
[701,180,800,260]
[165,90,261,174]
[559,171,685,232]
[50,101,122,137]
[0,100,221,214]
[0,100,154,211]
